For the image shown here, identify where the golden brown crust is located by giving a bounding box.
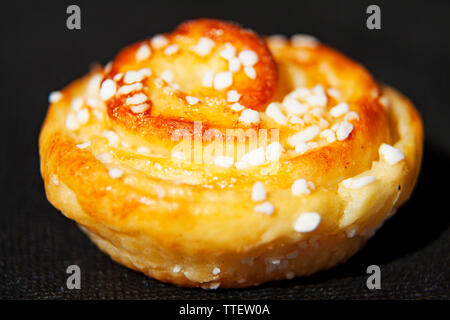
[39,20,423,288]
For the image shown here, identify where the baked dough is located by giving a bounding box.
[39,19,423,288]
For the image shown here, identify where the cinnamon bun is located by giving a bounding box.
[40,19,423,288]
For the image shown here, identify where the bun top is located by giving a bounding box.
[92,19,390,187]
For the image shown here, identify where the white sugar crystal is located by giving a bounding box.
[138,68,152,77]
[99,79,117,100]
[117,83,143,96]
[136,44,151,61]
[192,37,215,56]
[172,151,186,160]
[336,121,353,141]
[96,152,113,163]
[151,35,168,49]
[164,44,179,56]
[244,66,256,79]
[294,212,321,232]
[321,129,336,143]
[289,115,304,125]
[76,141,91,149]
[137,146,150,154]
[113,73,123,81]
[102,130,119,145]
[265,142,284,161]
[123,71,144,84]
[214,72,233,90]
[306,85,327,107]
[241,147,265,166]
[254,202,275,216]
[219,43,236,60]
[292,179,314,196]
[161,69,174,83]
[76,108,89,124]
[291,34,319,47]
[330,102,349,117]
[48,91,62,103]
[266,102,287,125]
[108,168,123,179]
[126,93,147,105]
[327,88,341,100]
[311,107,325,117]
[227,90,240,102]
[70,98,84,111]
[379,143,405,165]
[251,182,266,201]
[288,126,320,146]
[228,57,241,72]
[229,103,245,111]
[238,109,260,125]
[214,155,234,168]
[344,111,359,121]
[202,70,214,87]
[283,97,308,115]
[186,96,200,105]
[65,113,80,131]
[289,87,310,100]
[342,176,376,189]
[238,50,258,67]
[130,103,150,114]
[294,142,310,154]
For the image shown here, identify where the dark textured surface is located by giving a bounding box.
[1,0,449,300]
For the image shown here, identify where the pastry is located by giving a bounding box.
[39,19,423,288]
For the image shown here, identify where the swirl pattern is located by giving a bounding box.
[40,19,423,288]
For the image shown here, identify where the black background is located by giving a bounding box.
[1,0,449,300]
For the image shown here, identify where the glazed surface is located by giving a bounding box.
[39,19,423,288]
